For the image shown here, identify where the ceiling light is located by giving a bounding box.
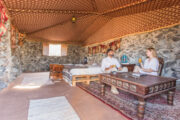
[72,16,76,23]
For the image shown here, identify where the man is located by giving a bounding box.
[101,49,122,94]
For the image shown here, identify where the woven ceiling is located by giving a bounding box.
[1,0,180,45]
[85,4,180,45]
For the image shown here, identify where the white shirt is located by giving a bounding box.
[140,58,159,76]
[101,57,121,72]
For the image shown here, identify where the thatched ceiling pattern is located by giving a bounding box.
[85,5,180,45]
[1,0,180,45]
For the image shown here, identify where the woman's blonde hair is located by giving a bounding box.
[147,47,157,57]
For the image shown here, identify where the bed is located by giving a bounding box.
[63,64,103,86]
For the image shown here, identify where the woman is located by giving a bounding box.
[134,48,159,76]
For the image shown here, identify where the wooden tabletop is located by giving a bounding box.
[101,72,177,87]
[100,72,177,119]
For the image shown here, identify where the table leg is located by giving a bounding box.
[137,98,146,120]
[100,83,105,96]
[167,90,175,105]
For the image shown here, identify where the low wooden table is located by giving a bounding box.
[100,72,177,120]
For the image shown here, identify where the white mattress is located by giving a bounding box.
[63,66,128,86]
[70,67,103,75]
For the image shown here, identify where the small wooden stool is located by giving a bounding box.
[49,64,64,81]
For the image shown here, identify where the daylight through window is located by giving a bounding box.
[49,44,61,56]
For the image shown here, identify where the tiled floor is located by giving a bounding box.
[0,72,128,120]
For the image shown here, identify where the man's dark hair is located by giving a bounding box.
[106,48,113,54]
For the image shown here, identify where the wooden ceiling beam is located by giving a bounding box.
[8,8,99,15]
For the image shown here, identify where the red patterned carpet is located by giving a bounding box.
[77,82,180,120]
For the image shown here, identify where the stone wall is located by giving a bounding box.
[0,21,179,91]
[0,25,82,90]
[80,24,180,78]
[0,20,10,90]
[0,20,22,90]
[10,46,22,80]
[19,40,81,72]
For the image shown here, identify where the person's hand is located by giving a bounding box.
[140,63,143,68]
[110,65,115,69]
[142,68,153,72]
[105,65,115,71]
[118,67,122,71]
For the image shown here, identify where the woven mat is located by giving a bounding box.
[21,73,53,87]
[28,96,80,120]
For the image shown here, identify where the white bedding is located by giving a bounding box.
[63,65,128,86]
[68,66,128,76]
[70,67,103,75]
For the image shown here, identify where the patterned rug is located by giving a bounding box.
[77,82,180,120]
[28,96,80,120]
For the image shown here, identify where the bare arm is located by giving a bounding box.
[142,68,156,72]
[141,58,159,73]
[140,63,143,68]
[105,65,114,71]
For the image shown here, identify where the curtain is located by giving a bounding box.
[42,43,49,56]
[61,44,68,56]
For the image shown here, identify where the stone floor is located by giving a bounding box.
[0,72,128,120]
